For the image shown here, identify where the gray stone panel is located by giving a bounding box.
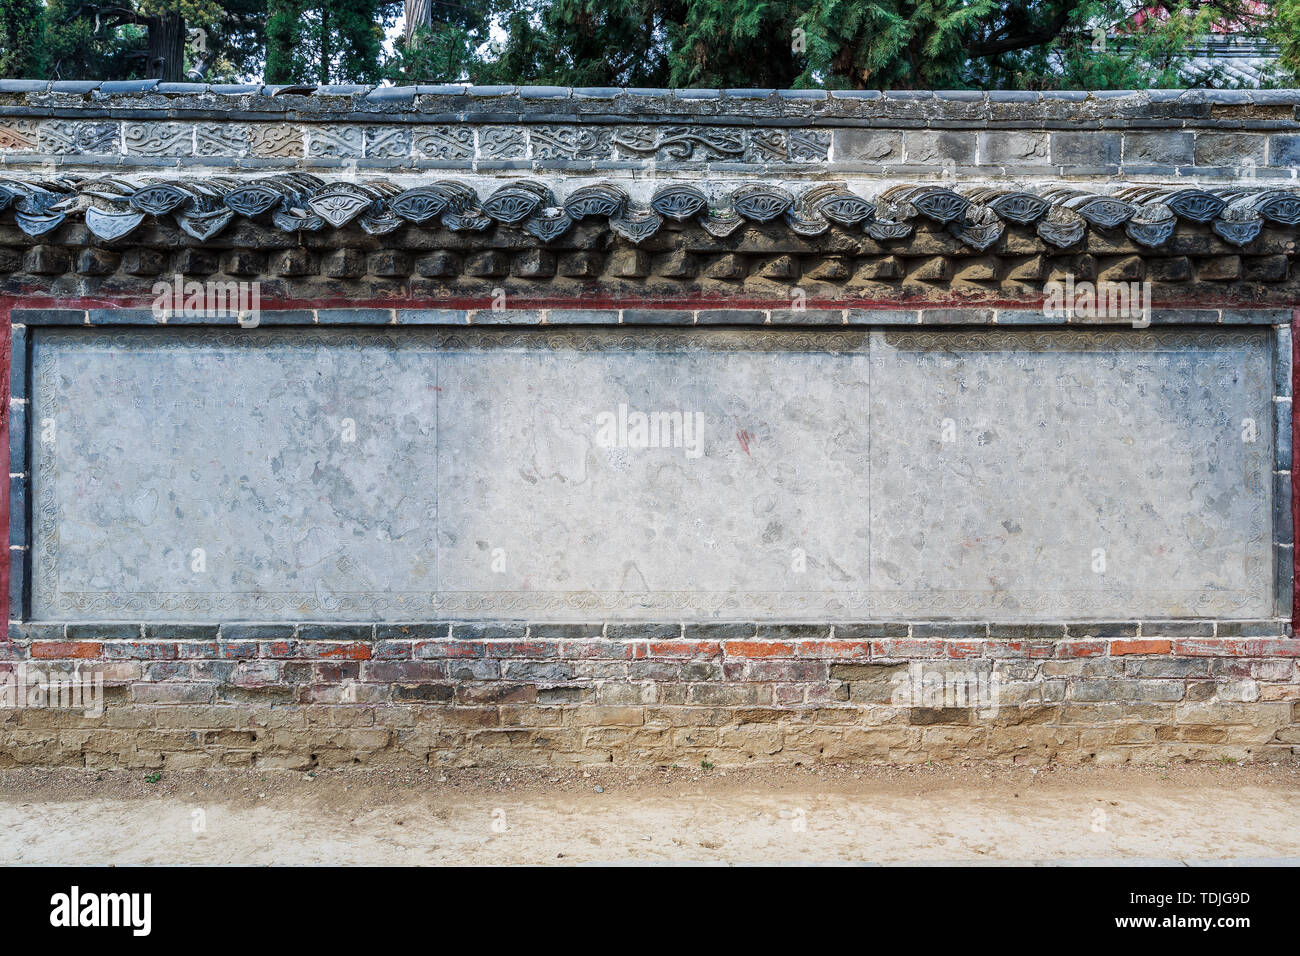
[27,326,1275,622]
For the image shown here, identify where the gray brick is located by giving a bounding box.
[847,309,919,325]
[546,310,620,324]
[696,310,766,325]
[1268,134,1300,168]
[67,623,141,640]
[1051,132,1121,166]
[1194,132,1267,167]
[1140,621,1215,637]
[315,309,393,325]
[8,324,25,400]
[220,623,295,641]
[755,624,830,640]
[145,624,220,641]
[1276,474,1293,546]
[1125,657,1212,678]
[7,403,24,476]
[395,310,468,325]
[298,624,375,641]
[1217,620,1289,637]
[7,477,24,549]
[606,623,680,640]
[920,308,995,325]
[903,131,976,165]
[768,309,843,325]
[11,309,85,325]
[376,623,452,640]
[622,309,694,325]
[529,623,603,640]
[1276,400,1292,471]
[988,624,1066,640]
[1123,131,1195,166]
[832,129,903,163]
[502,660,573,681]
[452,622,528,640]
[1274,325,1292,397]
[686,623,757,641]
[1065,622,1140,638]
[834,623,909,639]
[978,131,1049,165]
[911,623,987,639]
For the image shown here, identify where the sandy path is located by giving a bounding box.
[2,764,1298,865]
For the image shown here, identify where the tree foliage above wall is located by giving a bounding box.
[0,0,1293,87]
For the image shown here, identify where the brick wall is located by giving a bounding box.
[2,621,1297,768]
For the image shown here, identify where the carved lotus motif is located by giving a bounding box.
[308,189,373,227]
[906,188,969,223]
[225,185,286,216]
[131,184,191,215]
[1125,206,1177,248]
[650,185,707,221]
[1165,190,1226,223]
[527,210,574,242]
[866,220,913,241]
[988,192,1049,225]
[564,184,627,220]
[1072,197,1135,228]
[483,187,543,225]
[1213,217,1262,247]
[951,206,1004,251]
[814,194,873,227]
[1257,192,1300,225]
[700,211,746,238]
[731,185,792,222]
[610,211,664,244]
[391,187,450,222]
[442,211,492,231]
[1036,207,1086,248]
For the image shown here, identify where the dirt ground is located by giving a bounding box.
[2,762,1299,865]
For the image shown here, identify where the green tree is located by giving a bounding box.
[267,0,393,84]
[0,0,44,78]
[41,0,265,81]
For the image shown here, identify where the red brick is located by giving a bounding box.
[312,643,372,660]
[1055,640,1108,657]
[870,639,947,658]
[796,640,871,659]
[1110,639,1171,655]
[31,641,101,659]
[646,640,722,659]
[724,641,796,658]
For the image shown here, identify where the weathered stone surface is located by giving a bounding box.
[26,325,1274,623]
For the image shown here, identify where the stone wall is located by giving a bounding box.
[0,85,1296,767]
